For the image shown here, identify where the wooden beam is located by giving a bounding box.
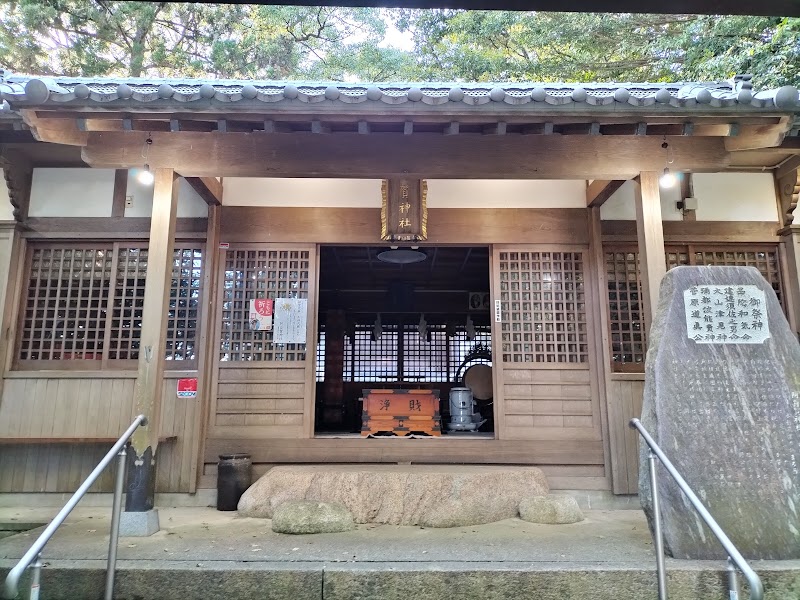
[586,179,626,208]
[724,118,792,151]
[635,172,667,332]
[0,147,33,222]
[358,120,370,135]
[82,131,731,180]
[444,121,460,136]
[777,155,800,181]
[111,169,128,217]
[182,176,222,206]
[483,122,507,135]
[21,110,87,146]
[127,168,178,512]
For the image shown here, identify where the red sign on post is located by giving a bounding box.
[177,378,198,398]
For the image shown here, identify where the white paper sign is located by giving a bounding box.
[273,298,308,344]
[684,285,769,344]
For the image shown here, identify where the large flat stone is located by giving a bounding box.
[238,465,549,527]
[640,266,800,560]
[272,501,355,534]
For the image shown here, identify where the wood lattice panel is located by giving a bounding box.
[693,248,783,304]
[219,248,311,361]
[498,251,588,364]
[665,248,690,270]
[18,243,204,367]
[603,244,785,371]
[19,246,113,361]
[605,250,646,366]
[167,247,204,362]
[108,247,148,360]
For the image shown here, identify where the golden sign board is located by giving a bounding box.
[381,178,428,242]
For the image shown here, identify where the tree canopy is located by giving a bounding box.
[0,2,797,87]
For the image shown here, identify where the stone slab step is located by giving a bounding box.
[3,560,799,600]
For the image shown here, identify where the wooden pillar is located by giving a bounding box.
[776,164,800,336]
[322,310,346,428]
[635,172,667,332]
[126,169,178,513]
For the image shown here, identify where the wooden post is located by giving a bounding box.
[126,168,178,513]
[776,166,800,335]
[780,227,800,336]
[322,310,346,428]
[635,172,667,332]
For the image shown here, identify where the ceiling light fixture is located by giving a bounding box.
[376,248,427,264]
[659,139,677,188]
[659,167,676,188]
[137,135,154,185]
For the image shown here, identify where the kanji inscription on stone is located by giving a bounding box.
[683,284,769,344]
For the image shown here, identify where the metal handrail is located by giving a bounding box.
[629,418,764,600]
[3,414,147,600]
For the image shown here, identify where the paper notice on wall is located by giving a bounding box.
[273,298,308,344]
[249,298,274,331]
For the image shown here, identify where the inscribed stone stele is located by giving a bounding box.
[639,266,800,560]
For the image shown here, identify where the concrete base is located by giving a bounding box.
[119,509,160,537]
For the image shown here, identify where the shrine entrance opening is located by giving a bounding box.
[314,245,494,436]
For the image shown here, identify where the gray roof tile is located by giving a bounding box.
[0,72,797,113]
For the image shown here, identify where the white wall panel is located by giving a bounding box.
[223,178,586,208]
[426,180,586,208]
[0,178,12,221]
[126,173,208,218]
[601,173,777,222]
[29,168,114,217]
[692,172,778,221]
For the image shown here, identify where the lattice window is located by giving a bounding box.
[108,247,147,360]
[219,248,310,361]
[340,319,492,383]
[666,248,690,270]
[316,327,326,382]
[402,323,449,382]
[603,244,785,372]
[167,247,203,362]
[18,243,204,368]
[605,250,645,367]
[19,246,113,362]
[499,251,588,364]
[694,248,783,305]
[448,327,492,381]
[344,324,399,382]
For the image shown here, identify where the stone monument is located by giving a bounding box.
[639,266,800,560]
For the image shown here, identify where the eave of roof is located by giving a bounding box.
[1,73,798,114]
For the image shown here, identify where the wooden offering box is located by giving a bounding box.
[361,389,441,436]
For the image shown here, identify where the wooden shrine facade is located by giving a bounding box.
[0,74,798,497]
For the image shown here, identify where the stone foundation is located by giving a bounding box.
[238,465,549,527]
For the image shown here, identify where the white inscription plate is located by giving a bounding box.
[683,285,769,344]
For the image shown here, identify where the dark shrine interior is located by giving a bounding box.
[315,245,495,434]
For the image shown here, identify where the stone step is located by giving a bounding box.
[3,560,799,600]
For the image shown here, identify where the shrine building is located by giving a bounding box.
[0,72,797,505]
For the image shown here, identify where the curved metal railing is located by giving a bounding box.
[629,418,764,600]
[3,415,147,600]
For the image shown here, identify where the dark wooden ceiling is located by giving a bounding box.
[318,246,491,317]
[158,0,799,17]
[320,246,490,292]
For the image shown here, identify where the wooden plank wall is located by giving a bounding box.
[213,365,306,437]
[0,374,200,493]
[606,376,645,495]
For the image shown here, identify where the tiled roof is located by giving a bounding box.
[1,72,798,111]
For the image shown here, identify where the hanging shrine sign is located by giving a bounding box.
[381,178,428,242]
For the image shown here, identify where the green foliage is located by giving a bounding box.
[395,10,800,87]
[0,2,796,87]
